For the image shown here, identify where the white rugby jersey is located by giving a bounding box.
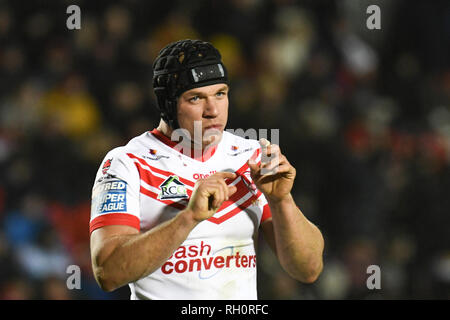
[90,129,272,300]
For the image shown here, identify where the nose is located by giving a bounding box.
[203,97,219,118]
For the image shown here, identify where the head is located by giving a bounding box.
[152,39,229,149]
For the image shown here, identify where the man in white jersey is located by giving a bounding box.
[89,39,324,299]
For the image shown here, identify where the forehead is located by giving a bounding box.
[181,83,229,96]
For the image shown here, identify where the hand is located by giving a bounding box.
[187,172,238,222]
[247,139,296,202]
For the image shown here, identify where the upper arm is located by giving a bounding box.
[260,217,277,256]
[90,149,142,268]
[90,225,139,270]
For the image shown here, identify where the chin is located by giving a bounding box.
[203,129,223,147]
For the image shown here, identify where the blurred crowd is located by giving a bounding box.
[0,0,449,299]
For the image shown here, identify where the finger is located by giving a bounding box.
[227,184,237,197]
[208,185,224,210]
[212,171,237,181]
[247,158,261,178]
[207,175,232,201]
[261,154,284,174]
[264,161,295,179]
[215,181,227,208]
[264,144,280,157]
[259,138,271,149]
[208,188,220,210]
[261,163,279,176]
[215,178,230,201]
[276,162,292,173]
[260,139,270,164]
[261,149,281,171]
[216,178,233,206]
[269,162,294,178]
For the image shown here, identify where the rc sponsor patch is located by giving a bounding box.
[158,175,188,200]
[92,179,127,214]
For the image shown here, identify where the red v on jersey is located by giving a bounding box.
[150,129,218,162]
[127,153,195,188]
[126,152,263,224]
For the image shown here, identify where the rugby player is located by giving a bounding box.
[89,39,324,299]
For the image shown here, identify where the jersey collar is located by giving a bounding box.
[150,129,219,162]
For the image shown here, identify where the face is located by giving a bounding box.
[176,83,229,149]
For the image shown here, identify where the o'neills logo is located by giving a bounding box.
[161,241,256,277]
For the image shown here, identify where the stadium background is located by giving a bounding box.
[0,0,449,299]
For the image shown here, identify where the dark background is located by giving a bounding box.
[0,0,449,299]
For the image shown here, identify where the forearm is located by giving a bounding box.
[268,193,324,283]
[94,209,198,291]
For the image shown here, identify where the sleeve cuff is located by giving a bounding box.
[261,204,272,223]
[90,213,140,233]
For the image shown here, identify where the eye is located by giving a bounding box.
[189,95,200,103]
[216,91,227,97]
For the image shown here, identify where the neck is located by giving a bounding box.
[156,119,212,151]
[156,119,173,139]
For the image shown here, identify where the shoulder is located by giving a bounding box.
[105,131,155,160]
[98,132,156,176]
[95,134,153,184]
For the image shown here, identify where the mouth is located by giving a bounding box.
[204,124,223,130]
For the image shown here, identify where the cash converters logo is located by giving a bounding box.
[161,242,257,279]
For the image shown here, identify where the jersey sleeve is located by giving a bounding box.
[259,194,272,223]
[90,148,141,233]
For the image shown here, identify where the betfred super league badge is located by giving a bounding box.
[92,179,127,215]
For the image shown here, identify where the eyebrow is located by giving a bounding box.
[215,85,229,92]
[185,85,229,97]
